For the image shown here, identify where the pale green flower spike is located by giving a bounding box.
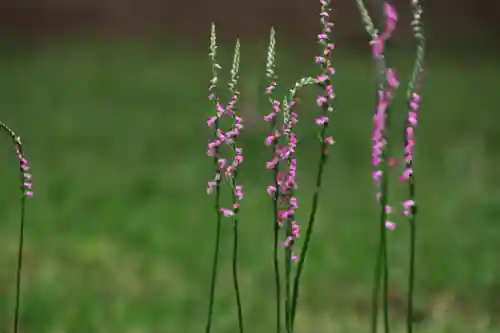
[266,27,276,80]
[408,0,425,94]
[209,23,218,62]
[354,0,378,38]
[229,39,241,92]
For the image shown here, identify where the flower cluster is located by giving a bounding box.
[399,0,425,219]
[315,0,336,146]
[206,103,244,218]
[206,29,244,217]
[400,92,421,216]
[16,144,33,198]
[400,95,419,177]
[265,97,300,261]
[370,3,399,230]
[263,28,301,260]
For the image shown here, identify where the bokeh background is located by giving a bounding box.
[0,1,499,332]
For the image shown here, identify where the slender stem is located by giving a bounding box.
[272,183,282,333]
[380,175,391,333]
[371,141,391,333]
[290,124,328,327]
[13,196,26,333]
[371,238,383,332]
[406,209,416,333]
[284,217,293,333]
[232,217,244,333]
[205,152,222,333]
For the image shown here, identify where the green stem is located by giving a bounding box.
[232,216,244,333]
[13,195,26,333]
[406,207,416,333]
[290,122,329,328]
[371,238,383,332]
[284,218,293,333]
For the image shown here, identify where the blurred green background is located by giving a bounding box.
[0,3,499,332]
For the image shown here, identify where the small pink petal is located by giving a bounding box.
[385,221,396,230]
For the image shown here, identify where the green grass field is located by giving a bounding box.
[0,39,499,332]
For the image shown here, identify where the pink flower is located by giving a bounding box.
[315,116,329,125]
[325,136,335,145]
[382,3,398,40]
[386,68,399,88]
[316,96,327,106]
[400,168,413,181]
[15,147,33,197]
[317,74,328,83]
[403,200,415,209]
[371,36,384,57]
[235,185,244,200]
[207,116,217,127]
[385,221,397,230]
[408,111,418,126]
[220,208,234,217]
[315,56,325,64]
